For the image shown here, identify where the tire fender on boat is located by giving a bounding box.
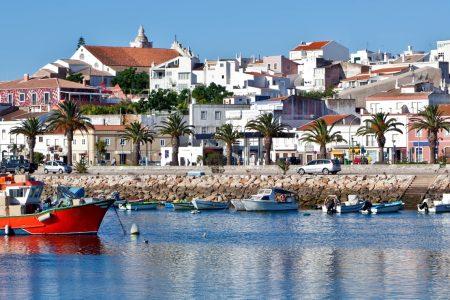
[37,213,52,223]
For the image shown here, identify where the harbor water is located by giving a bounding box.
[2,209,450,299]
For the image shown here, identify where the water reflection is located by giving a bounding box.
[2,211,450,298]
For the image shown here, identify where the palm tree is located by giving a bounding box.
[409,105,450,164]
[356,112,403,163]
[245,113,286,165]
[300,119,346,159]
[7,144,25,157]
[95,140,108,163]
[122,121,155,165]
[47,100,94,165]
[214,124,242,165]
[10,117,47,163]
[157,113,194,166]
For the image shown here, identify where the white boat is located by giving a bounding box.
[360,200,404,214]
[322,195,365,213]
[241,188,299,212]
[191,199,229,210]
[230,199,246,211]
[418,194,450,213]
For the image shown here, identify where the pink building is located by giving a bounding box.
[0,75,103,112]
[407,104,450,162]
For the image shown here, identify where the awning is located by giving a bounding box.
[331,150,344,155]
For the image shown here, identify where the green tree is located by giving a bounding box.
[95,140,108,162]
[213,124,242,165]
[409,105,450,164]
[66,73,84,84]
[10,117,47,163]
[7,144,25,157]
[122,121,155,166]
[245,113,286,165]
[47,100,94,166]
[356,112,403,163]
[157,113,194,166]
[33,152,45,165]
[111,67,149,95]
[299,119,346,159]
[192,83,233,104]
[77,36,86,50]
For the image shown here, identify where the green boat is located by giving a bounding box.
[165,201,194,211]
[118,201,158,211]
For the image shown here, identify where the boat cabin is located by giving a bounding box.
[252,188,298,203]
[0,175,44,206]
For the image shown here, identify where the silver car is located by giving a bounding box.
[44,161,72,174]
[297,159,341,175]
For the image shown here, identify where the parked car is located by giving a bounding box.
[297,159,341,175]
[44,161,72,174]
[0,156,37,174]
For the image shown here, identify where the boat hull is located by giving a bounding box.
[0,199,113,235]
[242,200,298,211]
[364,201,404,214]
[173,202,194,210]
[337,203,365,213]
[191,200,229,210]
[419,204,450,213]
[120,202,158,211]
[230,199,246,211]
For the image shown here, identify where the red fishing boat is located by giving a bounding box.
[0,174,113,235]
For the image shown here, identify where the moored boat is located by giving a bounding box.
[418,194,450,213]
[360,200,404,214]
[241,188,299,212]
[322,195,365,213]
[119,201,158,211]
[166,201,194,210]
[191,199,229,210]
[0,174,113,235]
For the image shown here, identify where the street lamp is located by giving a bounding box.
[392,138,396,164]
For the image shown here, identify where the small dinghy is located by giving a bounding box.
[230,199,246,211]
[166,200,195,211]
[418,194,450,213]
[191,199,229,210]
[322,195,365,214]
[360,200,404,214]
[119,201,158,211]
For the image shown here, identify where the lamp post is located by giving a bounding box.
[392,138,396,164]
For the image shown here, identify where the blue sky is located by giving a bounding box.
[1,0,449,80]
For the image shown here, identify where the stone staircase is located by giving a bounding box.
[401,175,437,209]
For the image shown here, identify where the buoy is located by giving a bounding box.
[4,225,10,236]
[130,223,140,235]
[202,233,207,238]
[144,240,149,244]
[191,210,201,214]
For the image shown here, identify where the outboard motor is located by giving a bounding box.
[361,200,373,214]
[419,199,429,213]
[324,197,337,214]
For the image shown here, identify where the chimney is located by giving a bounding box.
[23,74,29,81]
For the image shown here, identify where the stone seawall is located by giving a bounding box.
[36,174,414,208]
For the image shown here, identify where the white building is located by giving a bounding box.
[289,40,349,64]
[350,49,392,65]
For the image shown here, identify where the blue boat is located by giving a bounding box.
[361,200,404,214]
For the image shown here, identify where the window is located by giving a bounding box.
[44,93,50,105]
[82,139,86,145]
[200,111,207,120]
[105,153,111,160]
[10,136,14,144]
[63,139,67,146]
[9,188,24,198]
[38,136,43,143]
[19,93,25,102]
[416,129,422,137]
[274,63,278,70]
[120,138,126,146]
[160,139,165,146]
[55,139,59,145]
[268,64,271,69]
[215,111,221,120]
[7,94,13,104]
[46,139,50,146]
[201,127,207,134]
[73,139,76,145]
[104,138,111,146]
[178,73,190,80]
[31,93,37,105]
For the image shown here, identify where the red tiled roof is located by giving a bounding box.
[367,89,432,101]
[342,73,371,82]
[298,114,349,131]
[371,66,409,75]
[0,78,97,90]
[269,96,290,101]
[292,41,330,51]
[437,104,450,116]
[84,46,180,68]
